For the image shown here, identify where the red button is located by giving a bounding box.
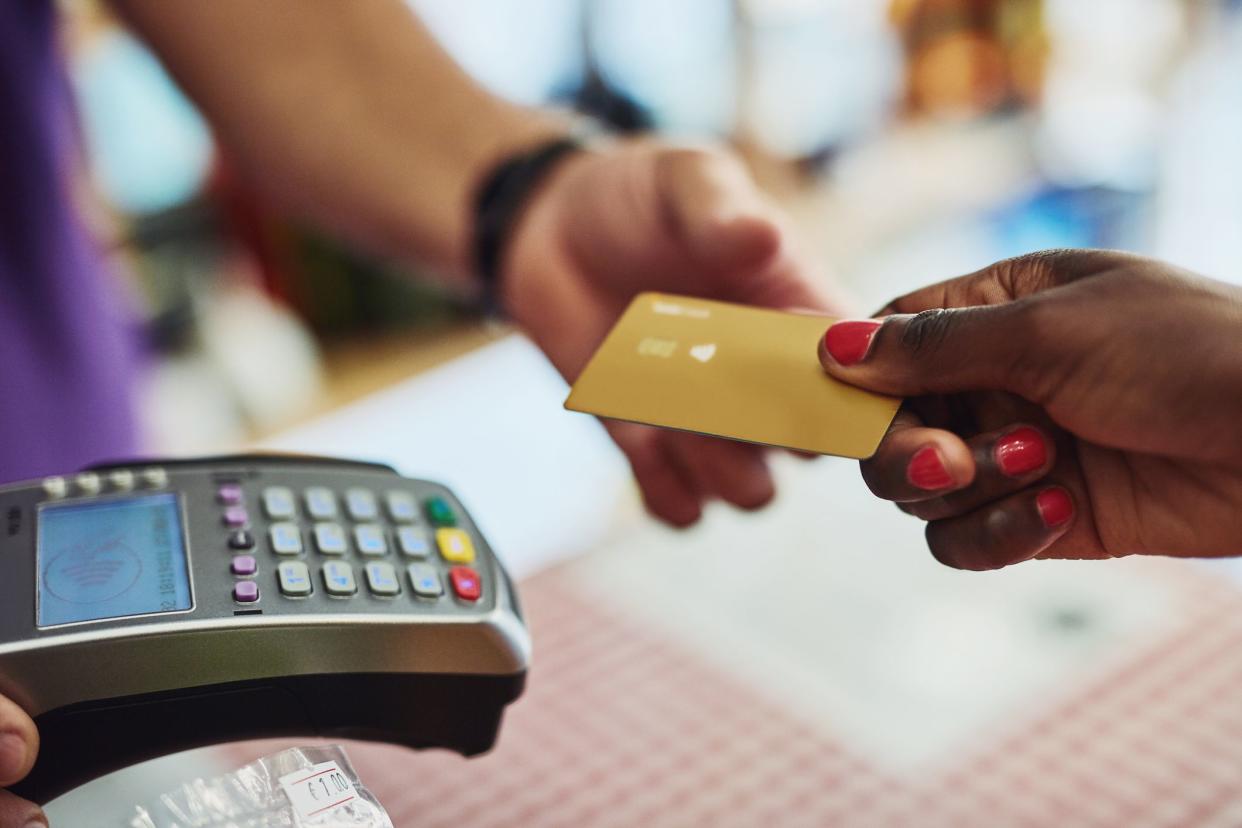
[449,566,481,601]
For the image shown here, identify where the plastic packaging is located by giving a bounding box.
[128,745,393,828]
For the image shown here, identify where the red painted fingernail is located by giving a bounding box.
[994,426,1048,477]
[1036,487,1073,529]
[823,320,882,366]
[907,445,953,491]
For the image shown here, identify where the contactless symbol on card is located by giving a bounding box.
[688,343,716,363]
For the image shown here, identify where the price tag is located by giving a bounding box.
[279,761,359,821]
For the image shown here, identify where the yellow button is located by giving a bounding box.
[435,528,475,563]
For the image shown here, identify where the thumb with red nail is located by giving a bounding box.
[818,250,1242,570]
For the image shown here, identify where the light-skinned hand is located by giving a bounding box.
[506,142,841,526]
[0,693,42,827]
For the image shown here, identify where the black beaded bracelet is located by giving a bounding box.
[472,135,587,317]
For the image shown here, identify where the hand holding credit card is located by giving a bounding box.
[565,293,901,459]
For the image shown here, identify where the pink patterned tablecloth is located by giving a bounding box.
[216,556,1242,828]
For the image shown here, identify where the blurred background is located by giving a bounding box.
[43,2,1242,824]
[59,0,1242,453]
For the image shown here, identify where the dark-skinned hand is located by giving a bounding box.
[818,250,1242,570]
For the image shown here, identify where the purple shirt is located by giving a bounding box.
[1,0,138,484]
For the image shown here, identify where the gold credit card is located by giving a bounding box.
[564,293,901,459]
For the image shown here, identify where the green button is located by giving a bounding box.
[424,496,457,527]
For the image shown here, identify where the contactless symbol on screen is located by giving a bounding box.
[44,538,143,604]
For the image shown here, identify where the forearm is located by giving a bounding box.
[109,0,570,284]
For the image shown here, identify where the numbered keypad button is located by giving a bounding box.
[436,528,475,564]
[449,566,482,602]
[385,491,419,523]
[314,523,348,555]
[304,487,338,520]
[397,526,432,558]
[278,561,313,597]
[365,562,401,596]
[423,496,456,527]
[263,487,297,519]
[407,564,443,598]
[353,524,388,556]
[322,561,357,596]
[345,488,378,521]
[269,522,303,555]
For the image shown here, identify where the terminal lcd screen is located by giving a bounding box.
[36,494,192,627]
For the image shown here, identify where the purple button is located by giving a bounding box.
[217,483,244,505]
[231,555,257,576]
[223,506,249,527]
[233,581,260,603]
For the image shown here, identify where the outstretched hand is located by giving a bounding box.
[819,250,1242,569]
[505,141,840,526]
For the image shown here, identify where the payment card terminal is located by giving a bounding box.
[0,455,529,803]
